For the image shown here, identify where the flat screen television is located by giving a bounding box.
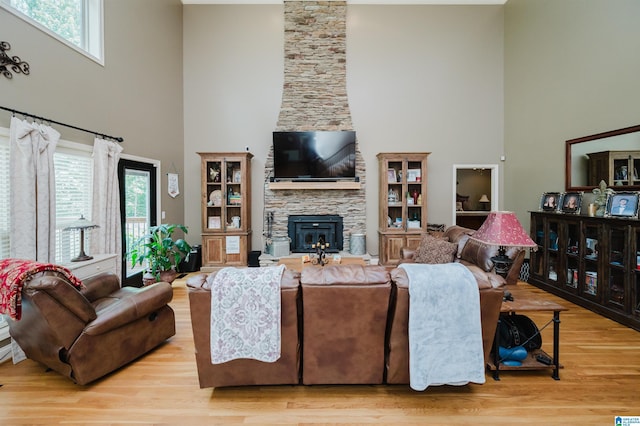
[272,131,356,181]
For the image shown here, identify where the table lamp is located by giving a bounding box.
[63,215,99,262]
[471,211,537,276]
[478,194,490,210]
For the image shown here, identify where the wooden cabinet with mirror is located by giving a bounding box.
[587,150,640,187]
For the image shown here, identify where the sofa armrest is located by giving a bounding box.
[83,282,173,335]
[80,272,121,302]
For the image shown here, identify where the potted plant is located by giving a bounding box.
[129,224,191,285]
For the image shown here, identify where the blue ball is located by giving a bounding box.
[499,345,528,361]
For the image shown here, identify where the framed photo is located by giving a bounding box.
[208,216,221,229]
[606,192,639,218]
[540,192,561,212]
[407,169,421,182]
[233,168,241,183]
[561,192,582,214]
[387,169,397,183]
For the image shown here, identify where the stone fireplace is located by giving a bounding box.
[263,1,367,255]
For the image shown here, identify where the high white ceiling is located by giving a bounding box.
[181,1,506,4]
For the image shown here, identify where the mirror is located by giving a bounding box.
[566,124,640,191]
[452,164,499,230]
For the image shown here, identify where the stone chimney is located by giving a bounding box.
[277,0,352,131]
[264,1,366,254]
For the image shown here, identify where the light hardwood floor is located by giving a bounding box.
[1,276,639,425]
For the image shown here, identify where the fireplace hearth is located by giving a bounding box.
[288,215,343,253]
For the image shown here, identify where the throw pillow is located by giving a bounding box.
[459,238,499,272]
[413,234,458,264]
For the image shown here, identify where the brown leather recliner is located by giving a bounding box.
[300,264,392,385]
[187,269,301,388]
[8,271,175,385]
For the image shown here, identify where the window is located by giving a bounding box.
[0,128,93,263]
[54,145,93,263]
[0,0,103,63]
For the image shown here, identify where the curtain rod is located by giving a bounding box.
[0,105,124,143]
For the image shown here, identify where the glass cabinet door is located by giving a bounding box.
[531,213,544,280]
[565,220,580,293]
[384,160,404,231]
[205,160,223,231]
[606,226,628,311]
[581,222,601,301]
[546,218,560,285]
[633,229,640,319]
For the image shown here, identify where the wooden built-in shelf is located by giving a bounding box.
[268,181,361,190]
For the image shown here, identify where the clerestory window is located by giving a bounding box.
[0,0,103,64]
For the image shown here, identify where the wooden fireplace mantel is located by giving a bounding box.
[268,181,361,190]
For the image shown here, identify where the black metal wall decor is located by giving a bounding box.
[1,41,30,79]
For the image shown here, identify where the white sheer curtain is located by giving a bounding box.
[9,116,59,261]
[91,138,123,279]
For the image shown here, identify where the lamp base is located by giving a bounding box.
[70,229,93,262]
[71,254,93,262]
[491,246,513,277]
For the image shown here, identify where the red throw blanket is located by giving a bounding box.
[0,258,84,320]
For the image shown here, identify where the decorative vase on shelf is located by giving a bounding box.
[592,180,613,217]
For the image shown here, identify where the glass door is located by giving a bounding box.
[118,159,157,287]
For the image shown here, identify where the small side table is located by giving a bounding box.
[64,254,118,281]
[486,287,568,380]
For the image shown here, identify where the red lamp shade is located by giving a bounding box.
[471,211,536,248]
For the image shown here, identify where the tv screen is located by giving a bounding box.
[273,131,356,180]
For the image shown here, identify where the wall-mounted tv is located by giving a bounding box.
[272,131,356,181]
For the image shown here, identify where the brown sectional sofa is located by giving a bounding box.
[187,231,510,387]
[300,265,392,385]
[187,268,301,388]
[386,267,504,384]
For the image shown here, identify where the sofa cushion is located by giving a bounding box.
[413,234,458,264]
[443,225,475,257]
[301,264,389,286]
[187,269,301,290]
[459,238,499,272]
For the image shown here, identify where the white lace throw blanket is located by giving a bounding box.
[399,263,486,391]
[210,265,285,364]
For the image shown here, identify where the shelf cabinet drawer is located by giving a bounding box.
[64,254,118,281]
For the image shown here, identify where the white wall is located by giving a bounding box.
[504,0,640,230]
[0,0,185,227]
[183,4,505,255]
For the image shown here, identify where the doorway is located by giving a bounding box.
[452,164,499,229]
[119,158,158,287]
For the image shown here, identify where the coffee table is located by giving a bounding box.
[486,287,568,380]
[277,256,366,272]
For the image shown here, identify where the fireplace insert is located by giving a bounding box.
[288,215,343,253]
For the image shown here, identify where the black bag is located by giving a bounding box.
[498,313,542,350]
